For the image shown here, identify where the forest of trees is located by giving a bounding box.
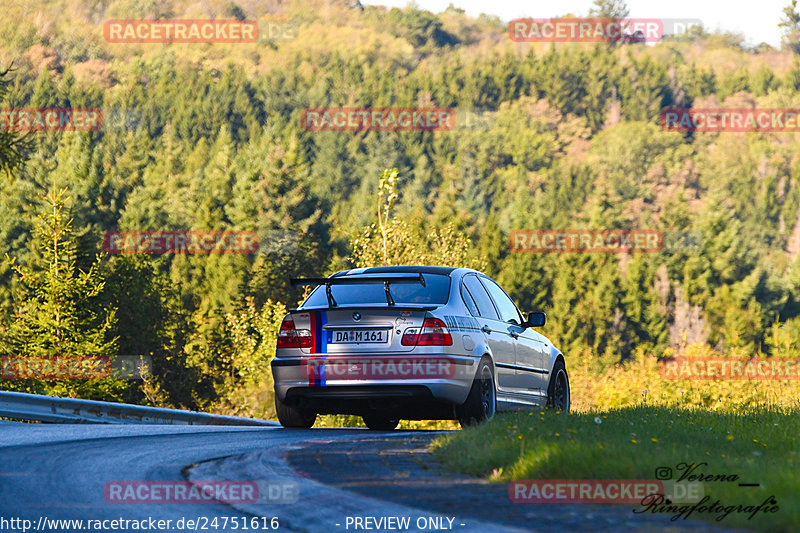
[2,0,800,416]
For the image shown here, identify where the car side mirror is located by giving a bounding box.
[522,312,546,328]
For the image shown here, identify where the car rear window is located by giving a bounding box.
[301,273,451,307]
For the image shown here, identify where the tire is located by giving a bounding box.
[457,358,496,428]
[276,395,316,428]
[546,359,570,412]
[362,414,400,430]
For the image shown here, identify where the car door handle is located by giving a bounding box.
[481,325,492,334]
[509,331,519,339]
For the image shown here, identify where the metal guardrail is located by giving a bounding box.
[0,391,277,426]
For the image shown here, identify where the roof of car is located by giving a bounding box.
[331,266,459,277]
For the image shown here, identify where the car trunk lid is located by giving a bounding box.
[290,306,433,354]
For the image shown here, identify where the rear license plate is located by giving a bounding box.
[330,329,388,344]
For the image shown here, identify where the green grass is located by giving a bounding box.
[431,406,799,532]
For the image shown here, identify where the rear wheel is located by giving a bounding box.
[362,414,400,430]
[546,359,570,412]
[276,395,316,428]
[458,358,496,428]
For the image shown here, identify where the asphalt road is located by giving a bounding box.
[0,424,737,533]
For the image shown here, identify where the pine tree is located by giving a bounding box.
[0,65,32,176]
[588,0,630,19]
[780,0,800,54]
[0,179,123,399]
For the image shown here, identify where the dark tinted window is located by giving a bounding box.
[461,285,479,316]
[301,274,451,307]
[480,277,522,324]
[463,275,499,320]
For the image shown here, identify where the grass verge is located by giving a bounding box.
[431,406,798,532]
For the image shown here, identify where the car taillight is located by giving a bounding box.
[277,317,312,349]
[401,317,452,346]
[401,329,419,346]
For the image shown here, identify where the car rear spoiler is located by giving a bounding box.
[288,305,437,313]
[290,274,426,307]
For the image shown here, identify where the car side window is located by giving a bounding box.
[480,277,522,325]
[460,284,480,316]
[463,275,499,320]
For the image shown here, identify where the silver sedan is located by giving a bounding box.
[271,266,569,429]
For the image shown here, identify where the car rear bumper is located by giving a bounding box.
[271,354,478,418]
